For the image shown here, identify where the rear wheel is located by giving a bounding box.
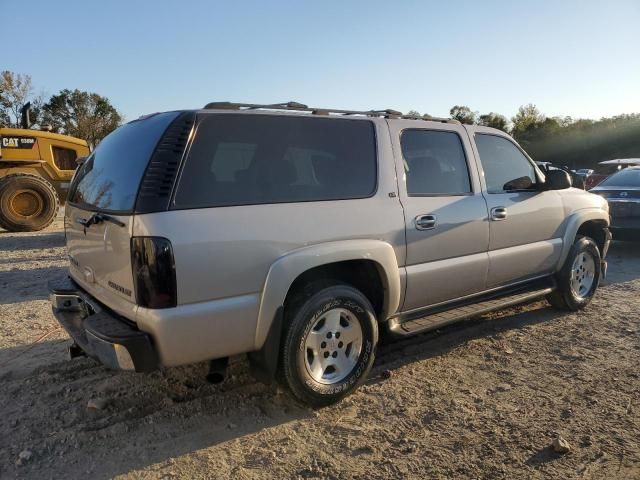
[281,284,378,407]
[547,235,601,311]
[0,174,59,232]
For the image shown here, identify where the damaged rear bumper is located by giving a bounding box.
[49,276,158,372]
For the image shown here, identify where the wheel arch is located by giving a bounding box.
[557,209,610,270]
[254,239,401,350]
[248,239,400,384]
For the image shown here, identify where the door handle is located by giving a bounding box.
[415,214,437,230]
[491,207,508,221]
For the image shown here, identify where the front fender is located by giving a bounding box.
[557,208,610,269]
[254,239,401,349]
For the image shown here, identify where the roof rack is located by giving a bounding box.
[202,101,459,124]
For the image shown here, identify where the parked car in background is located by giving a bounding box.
[591,166,640,239]
[50,102,610,406]
[576,168,594,178]
[535,162,585,189]
[585,159,640,190]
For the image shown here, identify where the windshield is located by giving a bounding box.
[69,112,178,212]
[599,168,640,187]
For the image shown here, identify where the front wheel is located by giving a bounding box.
[547,236,601,311]
[281,284,378,407]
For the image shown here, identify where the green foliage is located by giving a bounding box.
[511,104,544,138]
[478,112,508,131]
[406,110,433,119]
[517,113,640,169]
[41,89,122,148]
[0,71,42,128]
[449,105,477,124]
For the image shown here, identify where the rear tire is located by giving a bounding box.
[281,283,378,407]
[0,174,59,232]
[547,235,601,311]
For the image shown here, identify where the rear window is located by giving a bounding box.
[173,114,376,209]
[69,111,179,212]
[599,168,640,187]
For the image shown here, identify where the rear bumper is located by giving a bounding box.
[49,276,159,372]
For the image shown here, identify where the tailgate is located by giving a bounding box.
[65,204,138,320]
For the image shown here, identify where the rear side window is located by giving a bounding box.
[173,114,376,209]
[52,146,77,170]
[401,130,471,195]
[69,112,178,212]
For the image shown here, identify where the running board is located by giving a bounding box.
[388,284,554,337]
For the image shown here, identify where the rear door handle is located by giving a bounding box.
[491,207,508,221]
[415,214,437,230]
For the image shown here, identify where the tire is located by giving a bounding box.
[0,174,59,232]
[547,235,601,311]
[281,283,378,407]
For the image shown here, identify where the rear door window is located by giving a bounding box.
[401,130,471,195]
[69,111,178,212]
[173,114,377,208]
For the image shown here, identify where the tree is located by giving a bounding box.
[0,71,42,127]
[478,112,508,131]
[511,104,544,139]
[406,110,433,119]
[449,105,477,124]
[41,89,122,147]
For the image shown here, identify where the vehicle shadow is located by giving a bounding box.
[371,300,563,379]
[0,231,65,251]
[0,299,565,479]
[0,266,68,305]
[602,240,640,285]
[0,336,313,480]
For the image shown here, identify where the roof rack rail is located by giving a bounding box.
[202,101,459,124]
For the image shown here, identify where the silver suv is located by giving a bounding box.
[50,102,611,406]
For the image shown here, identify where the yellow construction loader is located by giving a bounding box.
[0,107,90,231]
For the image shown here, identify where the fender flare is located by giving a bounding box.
[557,208,610,269]
[254,239,401,350]
[248,239,401,383]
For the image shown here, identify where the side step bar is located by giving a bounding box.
[388,281,555,338]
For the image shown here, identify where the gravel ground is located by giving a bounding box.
[1,216,639,479]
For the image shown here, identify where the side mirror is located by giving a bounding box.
[76,156,87,166]
[545,170,571,190]
[503,176,534,191]
[571,174,585,190]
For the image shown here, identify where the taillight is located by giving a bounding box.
[131,237,177,309]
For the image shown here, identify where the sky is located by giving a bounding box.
[3,0,639,122]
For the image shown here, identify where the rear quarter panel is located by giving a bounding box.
[132,119,406,359]
[133,117,405,301]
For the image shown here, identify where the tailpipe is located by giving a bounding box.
[67,342,87,359]
[206,357,229,384]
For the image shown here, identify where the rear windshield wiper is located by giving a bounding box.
[76,212,125,229]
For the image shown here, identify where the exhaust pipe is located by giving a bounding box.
[20,102,32,130]
[68,342,87,360]
[206,357,229,384]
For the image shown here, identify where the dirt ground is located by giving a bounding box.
[1,216,639,479]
